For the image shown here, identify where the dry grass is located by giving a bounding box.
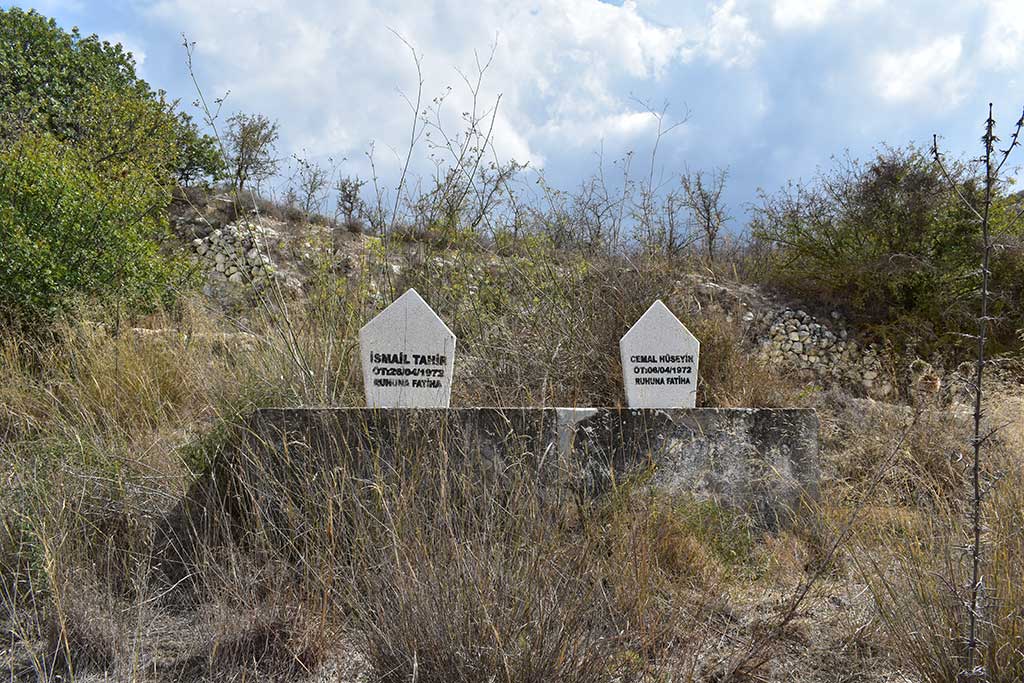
[338,455,701,682]
[0,258,791,682]
[848,392,1024,682]
[1,243,1021,681]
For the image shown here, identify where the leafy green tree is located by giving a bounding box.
[0,7,222,184]
[175,111,227,186]
[225,113,280,195]
[0,92,193,325]
[0,9,217,325]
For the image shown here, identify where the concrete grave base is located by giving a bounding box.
[242,407,819,529]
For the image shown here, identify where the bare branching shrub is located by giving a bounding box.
[334,175,368,232]
[681,166,730,262]
[287,152,332,221]
[636,188,696,257]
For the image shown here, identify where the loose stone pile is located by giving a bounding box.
[758,308,891,396]
[188,222,276,289]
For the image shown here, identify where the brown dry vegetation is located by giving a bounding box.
[1,238,1021,682]
[3,13,1022,679]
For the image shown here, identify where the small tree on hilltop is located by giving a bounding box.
[175,110,226,186]
[289,152,331,219]
[225,112,280,196]
[335,175,368,232]
[681,166,730,263]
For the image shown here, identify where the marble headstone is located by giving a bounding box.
[620,300,700,408]
[359,288,456,408]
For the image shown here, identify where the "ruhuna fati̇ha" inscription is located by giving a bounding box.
[620,300,700,408]
[359,289,456,407]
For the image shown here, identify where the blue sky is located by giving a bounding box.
[14,0,1024,226]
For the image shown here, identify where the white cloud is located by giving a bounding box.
[771,0,835,29]
[871,34,966,104]
[704,0,762,68]
[147,0,711,175]
[537,109,661,149]
[85,0,1024,225]
[981,0,1024,69]
[142,0,784,185]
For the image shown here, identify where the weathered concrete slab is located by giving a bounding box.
[568,408,819,528]
[242,407,819,528]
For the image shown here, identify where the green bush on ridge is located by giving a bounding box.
[0,7,223,184]
[750,145,1024,358]
[0,97,193,325]
[0,8,222,325]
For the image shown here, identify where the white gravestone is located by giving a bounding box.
[620,300,700,408]
[359,288,456,408]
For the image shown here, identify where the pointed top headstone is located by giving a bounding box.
[359,288,456,408]
[619,300,700,408]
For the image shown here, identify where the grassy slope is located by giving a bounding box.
[1,227,1022,682]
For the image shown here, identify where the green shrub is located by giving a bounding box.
[0,112,191,324]
[0,7,226,326]
[174,111,227,187]
[751,146,1022,358]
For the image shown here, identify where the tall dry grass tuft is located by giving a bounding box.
[177,411,721,681]
[850,392,1024,682]
[394,243,801,409]
[692,314,806,408]
[346,479,674,682]
[0,294,374,679]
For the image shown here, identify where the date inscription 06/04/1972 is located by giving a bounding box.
[620,300,701,409]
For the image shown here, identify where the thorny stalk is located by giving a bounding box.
[932,102,1024,682]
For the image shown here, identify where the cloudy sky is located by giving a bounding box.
[19,0,1024,223]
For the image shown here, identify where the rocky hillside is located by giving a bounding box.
[163,192,949,404]
[170,191,369,302]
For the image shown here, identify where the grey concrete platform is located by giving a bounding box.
[241,407,819,528]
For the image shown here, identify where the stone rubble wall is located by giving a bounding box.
[688,279,893,397]
[171,194,293,295]
[188,222,277,289]
[169,199,896,398]
[756,307,892,397]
